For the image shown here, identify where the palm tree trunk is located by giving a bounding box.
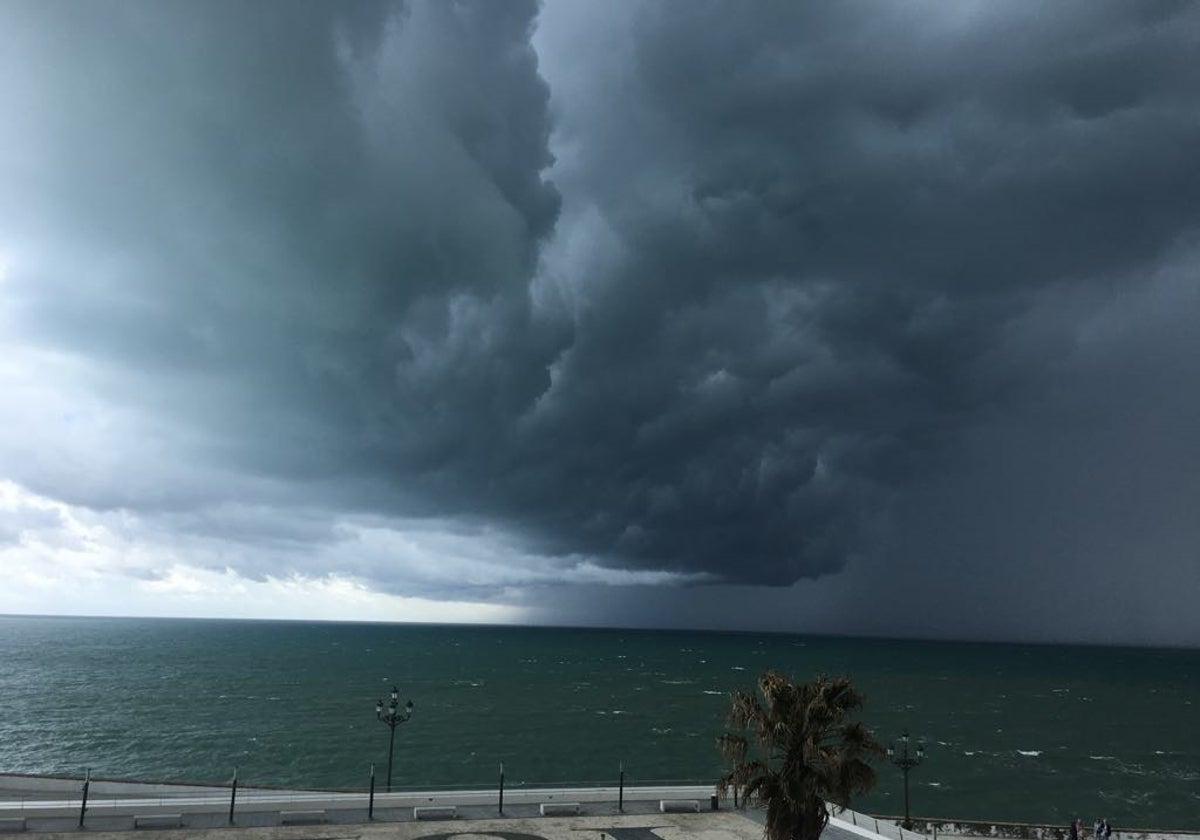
[798,797,828,840]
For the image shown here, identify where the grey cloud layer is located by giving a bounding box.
[529,0,1200,588]
[2,1,1199,627]
[4,1,559,500]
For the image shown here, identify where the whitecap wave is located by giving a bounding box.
[1017,750,1042,757]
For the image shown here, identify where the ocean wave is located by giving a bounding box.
[1017,750,1042,757]
[703,690,723,695]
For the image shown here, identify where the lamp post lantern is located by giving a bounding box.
[375,686,414,792]
[886,730,925,830]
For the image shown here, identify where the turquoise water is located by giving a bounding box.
[0,616,1196,827]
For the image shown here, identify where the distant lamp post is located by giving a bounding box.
[886,730,925,830]
[376,686,414,792]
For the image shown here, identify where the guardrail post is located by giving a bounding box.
[228,766,238,824]
[498,763,505,815]
[618,762,624,813]
[368,763,376,820]
[78,769,90,828]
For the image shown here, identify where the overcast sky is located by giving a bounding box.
[2,0,1198,646]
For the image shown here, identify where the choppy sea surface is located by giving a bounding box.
[0,616,1196,828]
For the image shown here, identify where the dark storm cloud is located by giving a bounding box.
[520,0,1200,589]
[2,0,1199,623]
[2,0,560,498]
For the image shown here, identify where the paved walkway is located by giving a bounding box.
[0,775,894,840]
[0,810,883,840]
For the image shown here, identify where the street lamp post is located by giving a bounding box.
[376,686,414,792]
[886,731,925,830]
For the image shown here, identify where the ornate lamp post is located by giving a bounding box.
[376,686,414,792]
[886,730,925,830]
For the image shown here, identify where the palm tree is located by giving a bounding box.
[717,670,882,840]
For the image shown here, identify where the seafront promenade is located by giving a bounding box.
[1,776,1197,840]
[0,808,872,840]
[0,774,895,840]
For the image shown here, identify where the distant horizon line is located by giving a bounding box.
[2,610,1196,653]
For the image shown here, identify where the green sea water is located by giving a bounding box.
[0,616,1196,828]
